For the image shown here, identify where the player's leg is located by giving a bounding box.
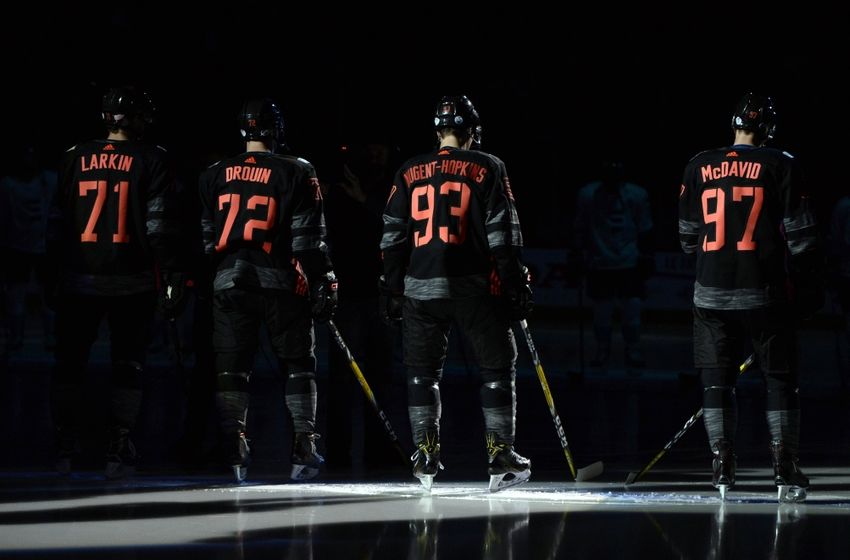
[105,291,156,479]
[403,298,450,490]
[212,289,259,482]
[458,296,530,491]
[694,307,741,499]
[51,293,105,474]
[268,290,323,480]
[747,306,809,502]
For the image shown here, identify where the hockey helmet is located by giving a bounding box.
[239,98,284,143]
[102,86,155,133]
[731,92,777,142]
[434,95,482,148]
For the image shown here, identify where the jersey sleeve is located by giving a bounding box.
[291,163,332,280]
[485,160,523,252]
[780,156,818,258]
[678,163,700,254]
[486,160,526,291]
[380,169,410,293]
[198,168,216,258]
[145,151,182,272]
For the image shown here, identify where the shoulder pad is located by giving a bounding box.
[65,145,76,153]
[782,150,795,159]
[296,157,312,165]
[155,145,168,153]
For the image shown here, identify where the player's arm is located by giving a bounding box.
[678,163,700,254]
[486,160,532,319]
[43,149,76,307]
[145,150,182,272]
[379,168,411,295]
[781,155,823,317]
[147,150,186,316]
[199,168,217,260]
[291,162,336,322]
[486,160,524,285]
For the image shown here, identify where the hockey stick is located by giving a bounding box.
[625,353,755,485]
[327,320,410,467]
[518,319,604,481]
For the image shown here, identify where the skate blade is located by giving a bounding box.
[777,485,807,503]
[718,484,730,501]
[489,469,531,492]
[575,461,604,482]
[232,465,248,483]
[415,473,437,492]
[291,464,320,481]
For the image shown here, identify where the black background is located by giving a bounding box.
[2,4,848,248]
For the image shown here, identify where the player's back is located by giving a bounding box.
[200,151,320,292]
[388,146,518,299]
[58,139,170,295]
[681,145,801,309]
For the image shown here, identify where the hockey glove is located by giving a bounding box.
[378,275,404,325]
[505,266,534,321]
[160,270,188,319]
[311,271,338,323]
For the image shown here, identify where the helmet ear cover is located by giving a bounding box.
[102,86,155,132]
[239,98,284,143]
[434,95,482,149]
[731,92,777,142]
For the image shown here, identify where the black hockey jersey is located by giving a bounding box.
[381,146,522,299]
[678,145,817,309]
[56,139,179,296]
[199,151,331,293]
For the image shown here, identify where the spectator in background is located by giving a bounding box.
[0,143,57,354]
[573,160,653,369]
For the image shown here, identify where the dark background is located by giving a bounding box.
[2,5,848,249]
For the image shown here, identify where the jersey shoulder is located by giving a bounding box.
[468,149,505,170]
[269,153,315,173]
[686,146,727,165]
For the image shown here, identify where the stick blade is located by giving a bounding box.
[574,461,604,482]
[624,471,639,486]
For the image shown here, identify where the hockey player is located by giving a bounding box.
[679,93,822,501]
[381,95,533,491]
[199,98,337,482]
[52,86,183,478]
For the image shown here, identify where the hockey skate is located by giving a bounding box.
[711,440,735,500]
[486,433,531,492]
[224,432,250,483]
[411,432,443,491]
[105,427,137,480]
[291,432,324,481]
[771,441,809,503]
